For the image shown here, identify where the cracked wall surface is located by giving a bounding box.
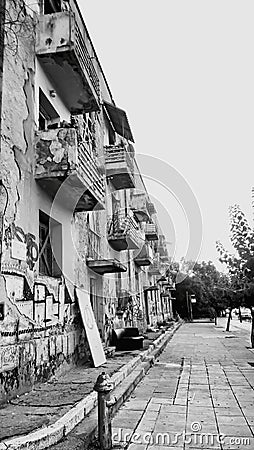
[0,1,90,403]
[0,0,171,405]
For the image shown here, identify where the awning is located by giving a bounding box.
[104,101,135,143]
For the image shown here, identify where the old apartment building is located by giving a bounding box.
[0,0,175,403]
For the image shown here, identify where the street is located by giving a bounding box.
[112,320,254,450]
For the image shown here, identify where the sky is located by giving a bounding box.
[80,1,254,269]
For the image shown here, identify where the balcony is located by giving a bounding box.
[147,202,156,215]
[36,11,100,114]
[160,255,170,263]
[130,191,150,222]
[35,127,105,211]
[148,255,162,276]
[108,210,143,251]
[104,145,135,190]
[134,243,153,267]
[87,258,126,275]
[158,243,170,264]
[145,223,159,241]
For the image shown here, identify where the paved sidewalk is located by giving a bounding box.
[0,324,180,449]
[112,321,254,450]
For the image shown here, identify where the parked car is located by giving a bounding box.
[240,308,252,321]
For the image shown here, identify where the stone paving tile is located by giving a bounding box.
[147,447,183,450]
[244,415,254,425]
[146,403,161,412]
[185,422,218,435]
[122,400,150,410]
[136,420,156,432]
[150,397,174,405]
[218,424,252,437]
[216,415,247,426]
[149,433,185,447]
[112,411,143,429]
[214,407,244,416]
[142,411,160,421]
[221,436,254,449]
[159,405,186,414]
[112,427,134,442]
[128,445,148,450]
[108,321,254,450]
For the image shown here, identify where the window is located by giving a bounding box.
[0,303,4,321]
[39,89,60,131]
[39,211,62,277]
[40,0,62,14]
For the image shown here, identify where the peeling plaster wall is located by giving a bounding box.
[0,0,90,404]
[0,0,165,405]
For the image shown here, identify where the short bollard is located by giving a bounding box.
[94,372,113,450]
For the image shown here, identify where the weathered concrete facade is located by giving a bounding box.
[0,0,174,404]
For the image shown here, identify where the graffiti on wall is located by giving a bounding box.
[4,223,39,270]
[2,273,66,327]
[0,345,19,373]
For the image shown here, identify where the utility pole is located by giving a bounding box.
[186,291,190,320]
[189,295,193,322]
[226,301,232,332]
[186,291,193,322]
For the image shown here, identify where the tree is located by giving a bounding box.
[175,261,229,320]
[216,204,254,345]
[2,0,36,56]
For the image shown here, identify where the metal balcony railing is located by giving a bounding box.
[87,229,101,260]
[104,145,135,189]
[145,223,159,241]
[108,209,143,250]
[77,141,105,200]
[73,21,100,98]
[130,191,150,222]
[149,254,162,275]
[105,145,134,170]
[134,243,153,266]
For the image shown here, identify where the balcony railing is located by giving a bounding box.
[87,229,101,260]
[108,209,143,251]
[134,243,153,267]
[35,127,105,211]
[73,21,100,98]
[36,11,100,113]
[130,191,150,222]
[145,223,159,241]
[147,202,156,215]
[148,254,162,276]
[104,145,135,190]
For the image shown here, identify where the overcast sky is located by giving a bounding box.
[80,1,254,269]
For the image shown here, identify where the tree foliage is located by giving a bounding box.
[175,261,229,319]
[2,0,36,56]
[216,204,254,305]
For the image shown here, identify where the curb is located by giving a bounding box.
[0,322,181,450]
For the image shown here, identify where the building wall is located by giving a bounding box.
[0,1,93,403]
[0,0,172,404]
